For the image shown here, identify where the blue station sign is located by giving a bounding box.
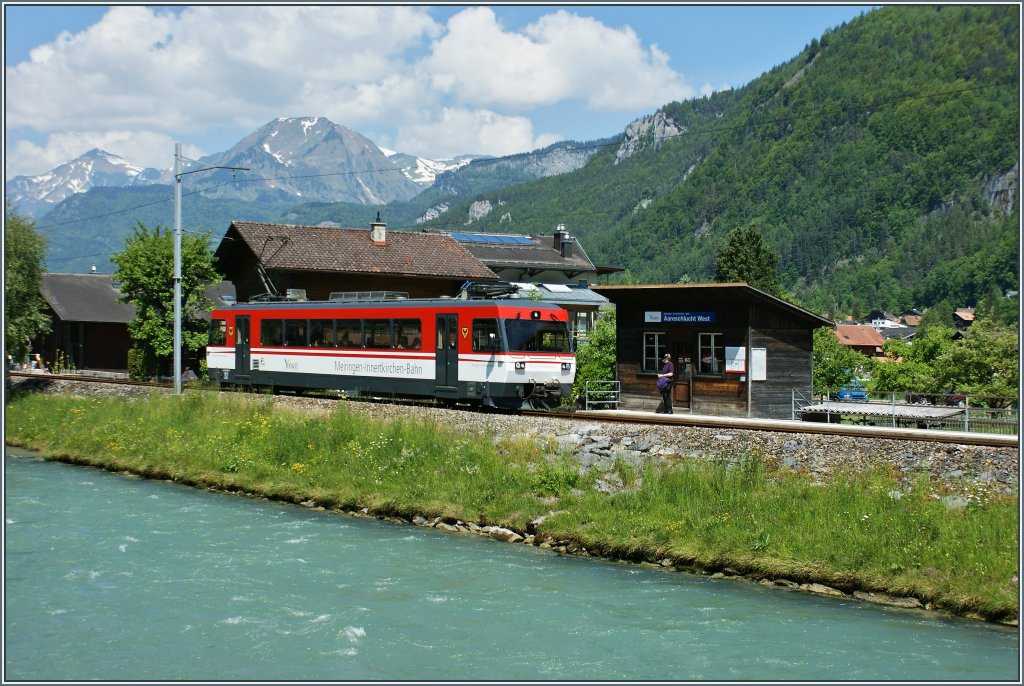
[646,311,716,323]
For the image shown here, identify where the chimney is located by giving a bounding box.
[370,212,386,245]
[552,223,568,250]
[560,236,574,259]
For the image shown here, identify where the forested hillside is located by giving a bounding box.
[34,6,1018,318]
[417,5,1019,317]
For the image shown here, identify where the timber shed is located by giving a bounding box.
[592,283,833,419]
[36,273,135,373]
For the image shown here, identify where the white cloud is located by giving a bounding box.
[4,5,693,175]
[425,7,693,111]
[6,130,200,176]
[394,108,561,159]
[5,5,441,175]
[700,82,732,97]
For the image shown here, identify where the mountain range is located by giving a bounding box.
[10,5,1020,319]
[5,117,478,217]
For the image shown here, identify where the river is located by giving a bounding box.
[4,448,1019,681]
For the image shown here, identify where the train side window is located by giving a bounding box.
[337,320,361,347]
[310,319,335,347]
[472,319,501,352]
[285,319,307,347]
[261,320,284,346]
[209,319,226,346]
[365,319,392,348]
[395,319,421,349]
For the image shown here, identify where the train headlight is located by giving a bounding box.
[561,362,572,371]
[515,361,526,370]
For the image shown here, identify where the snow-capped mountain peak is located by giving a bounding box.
[5,148,163,217]
[5,117,478,216]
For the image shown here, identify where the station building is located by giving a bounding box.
[591,283,832,419]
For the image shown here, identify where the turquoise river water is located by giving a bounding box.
[4,448,1019,681]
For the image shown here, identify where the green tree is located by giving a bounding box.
[934,318,1019,401]
[111,222,221,378]
[918,301,955,333]
[571,307,617,403]
[4,207,50,365]
[713,222,784,297]
[812,326,870,395]
[871,327,954,395]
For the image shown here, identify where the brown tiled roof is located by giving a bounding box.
[226,222,497,280]
[955,307,976,322]
[834,324,885,347]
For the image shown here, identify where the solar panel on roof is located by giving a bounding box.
[451,232,534,245]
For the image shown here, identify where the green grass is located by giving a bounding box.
[5,390,1018,622]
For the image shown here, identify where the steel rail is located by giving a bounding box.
[537,408,1018,448]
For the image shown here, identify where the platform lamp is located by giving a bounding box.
[173,143,248,394]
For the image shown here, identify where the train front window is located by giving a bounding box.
[503,319,570,353]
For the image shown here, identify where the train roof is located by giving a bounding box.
[213,297,566,312]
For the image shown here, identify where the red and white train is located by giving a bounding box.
[206,289,576,409]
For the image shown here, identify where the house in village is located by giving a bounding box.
[213,218,498,302]
[833,323,886,359]
[213,219,614,341]
[953,307,976,329]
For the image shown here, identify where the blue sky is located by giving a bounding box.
[4,4,872,177]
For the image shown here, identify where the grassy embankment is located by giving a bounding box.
[5,390,1018,622]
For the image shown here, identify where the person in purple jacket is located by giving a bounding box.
[656,353,674,414]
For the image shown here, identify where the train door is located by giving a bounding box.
[435,313,459,398]
[234,316,251,382]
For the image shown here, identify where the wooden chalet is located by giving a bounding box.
[214,219,498,302]
[834,324,886,358]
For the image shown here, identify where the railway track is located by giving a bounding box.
[7,372,1018,448]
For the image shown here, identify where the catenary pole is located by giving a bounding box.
[173,143,183,394]
[172,145,247,395]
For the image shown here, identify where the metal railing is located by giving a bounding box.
[793,389,1018,436]
[584,380,620,410]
